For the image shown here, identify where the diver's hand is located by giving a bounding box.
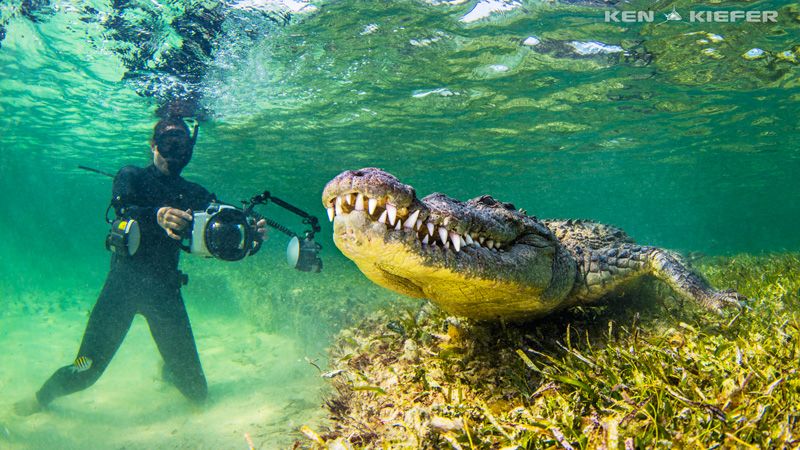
[157,207,193,240]
[256,218,267,241]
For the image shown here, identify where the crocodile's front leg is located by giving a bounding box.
[571,244,745,312]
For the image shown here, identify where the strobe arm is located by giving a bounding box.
[244,191,321,239]
[260,217,297,238]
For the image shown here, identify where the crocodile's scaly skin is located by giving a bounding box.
[322,168,744,320]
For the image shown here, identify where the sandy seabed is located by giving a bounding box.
[0,305,326,450]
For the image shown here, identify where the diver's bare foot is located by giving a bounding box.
[13,398,43,417]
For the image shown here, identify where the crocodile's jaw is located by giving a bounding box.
[333,210,562,319]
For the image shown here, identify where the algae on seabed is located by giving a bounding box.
[301,253,800,449]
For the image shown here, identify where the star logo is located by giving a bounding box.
[664,6,682,21]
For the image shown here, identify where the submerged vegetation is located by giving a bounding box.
[183,254,408,353]
[301,254,800,448]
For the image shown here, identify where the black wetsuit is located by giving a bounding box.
[36,164,214,406]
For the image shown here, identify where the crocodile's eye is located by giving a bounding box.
[477,195,497,206]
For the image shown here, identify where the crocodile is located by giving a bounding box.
[322,168,744,320]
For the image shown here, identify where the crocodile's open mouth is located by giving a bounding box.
[322,168,565,319]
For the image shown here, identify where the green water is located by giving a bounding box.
[0,0,798,448]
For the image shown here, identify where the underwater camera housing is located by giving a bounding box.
[184,191,323,271]
[188,203,261,261]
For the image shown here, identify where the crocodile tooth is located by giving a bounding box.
[438,227,449,245]
[404,210,420,229]
[386,203,397,225]
[327,207,334,222]
[486,239,494,249]
[335,196,343,215]
[444,241,451,250]
[415,219,422,231]
[345,194,353,205]
[464,234,474,245]
[378,210,388,224]
[443,217,451,227]
[450,231,461,252]
[478,236,485,244]
[354,193,365,211]
[422,234,429,245]
[470,231,479,239]
[426,222,435,237]
[368,198,378,215]
[394,220,402,231]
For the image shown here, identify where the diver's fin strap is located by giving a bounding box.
[70,356,93,373]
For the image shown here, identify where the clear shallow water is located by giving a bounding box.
[0,0,798,447]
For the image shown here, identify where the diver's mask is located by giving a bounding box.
[155,123,198,175]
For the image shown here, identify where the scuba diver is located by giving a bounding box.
[14,116,266,416]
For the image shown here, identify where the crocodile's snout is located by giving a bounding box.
[322,167,418,212]
[322,167,532,250]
